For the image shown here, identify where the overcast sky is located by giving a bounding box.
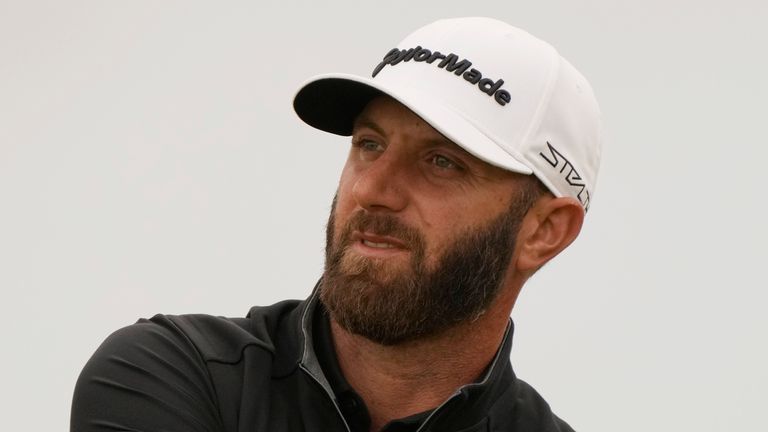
[1,1,766,430]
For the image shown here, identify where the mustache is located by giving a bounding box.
[340,211,424,249]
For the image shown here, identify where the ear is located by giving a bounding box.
[515,197,585,272]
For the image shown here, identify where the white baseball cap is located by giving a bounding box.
[293,17,603,212]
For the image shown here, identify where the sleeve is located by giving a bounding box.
[70,315,226,432]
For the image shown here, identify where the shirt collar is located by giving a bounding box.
[294,281,519,430]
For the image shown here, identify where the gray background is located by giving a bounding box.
[1,0,766,430]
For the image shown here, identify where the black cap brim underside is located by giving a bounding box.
[293,78,383,136]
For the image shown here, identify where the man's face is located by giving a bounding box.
[321,96,538,345]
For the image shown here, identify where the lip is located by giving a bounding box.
[349,231,408,255]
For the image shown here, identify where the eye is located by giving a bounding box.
[352,137,385,161]
[358,139,383,153]
[430,154,460,170]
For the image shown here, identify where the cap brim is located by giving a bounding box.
[293,73,533,175]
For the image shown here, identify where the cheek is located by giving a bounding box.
[334,177,357,216]
[414,196,472,234]
[337,159,359,200]
[415,206,463,259]
[415,197,504,258]
[331,172,358,233]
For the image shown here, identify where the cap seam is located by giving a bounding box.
[518,49,561,166]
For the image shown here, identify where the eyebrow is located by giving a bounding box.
[351,115,387,137]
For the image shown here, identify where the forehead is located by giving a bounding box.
[353,96,468,152]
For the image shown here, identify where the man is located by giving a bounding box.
[71,17,601,432]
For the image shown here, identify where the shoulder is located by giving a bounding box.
[122,299,306,360]
[71,315,227,431]
[71,299,306,431]
[87,298,306,368]
[91,300,304,369]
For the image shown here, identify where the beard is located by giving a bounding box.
[320,194,532,346]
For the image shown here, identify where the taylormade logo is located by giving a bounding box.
[372,46,511,106]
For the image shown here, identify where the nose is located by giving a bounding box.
[351,151,409,213]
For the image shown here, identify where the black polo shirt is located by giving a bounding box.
[71,284,575,431]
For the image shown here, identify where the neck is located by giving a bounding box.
[329,288,516,432]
